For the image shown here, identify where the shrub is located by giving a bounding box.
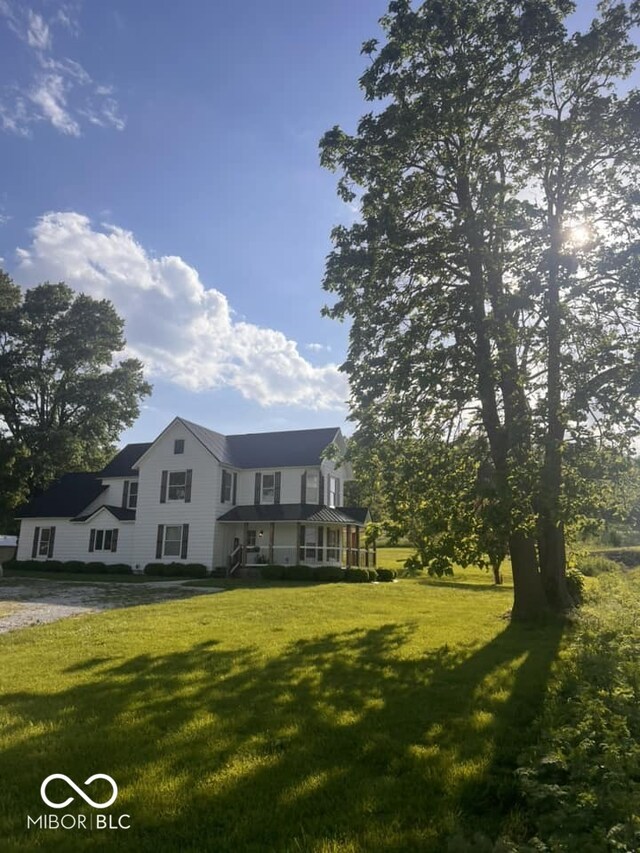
[376,567,397,582]
[403,554,424,575]
[565,567,586,605]
[345,567,370,583]
[260,565,284,580]
[211,566,227,578]
[575,554,621,576]
[62,561,86,573]
[85,562,109,573]
[108,563,133,575]
[144,562,206,577]
[312,565,345,583]
[281,564,314,581]
[366,568,378,581]
[143,563,165,576]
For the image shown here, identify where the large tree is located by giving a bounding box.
[0,271,151,528]
[321,0,640,618]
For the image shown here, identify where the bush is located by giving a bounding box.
[281,564,314,581]
[403,554,424,575]
[85,561,109,573]
[312,565,345,583]
[345,567,370,583]
[62,561,86,573]
[575,554,621,576]
[260,565,284,580]
[107,563,133,575]
[366,568,378,581]
[143,562,207,577]
[376,567,397,582]
[565,567,586,605]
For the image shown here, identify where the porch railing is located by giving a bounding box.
[230,544,376,570]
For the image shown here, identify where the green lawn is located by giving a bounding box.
[0,571,563,852]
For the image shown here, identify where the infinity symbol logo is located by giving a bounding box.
[40,774,118,810]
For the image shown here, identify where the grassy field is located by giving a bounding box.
[0,557,567,853]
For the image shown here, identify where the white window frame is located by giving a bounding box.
[306,470,319,503]
[128,481,138,509]
[262,474,275,504]
[168,471,187,501]
[174,439,185,454]
[327,528,340,561]
[93,529,117,552]
[163,525,183,557]
[328,476,338,508]
[221,470,232,503]
[38,527,52,557]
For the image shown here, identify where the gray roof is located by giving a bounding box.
[100,443,151,477]
[181,419,340,469]
[217,504,367,525]
[17,474,107,519]
[72,505,136,523]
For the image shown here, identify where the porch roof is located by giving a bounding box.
[217,503,368,526]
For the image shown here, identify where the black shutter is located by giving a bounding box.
[89,529,96,552]
[122,480,129,508]
[318,526,324,561]
[160,470,168,503]
[254,473,262,505]
[319,473,325,506]
[156,525,164,559]
[181,524,189,559]
[185,469,192,503]
[111,529,118,553]
[301,471,307,504]
[232,472,237,504]
[32,527,40,558]
[299,524,305,562]
[48,527,56,558]
[274,471,281,505]
[220,471,227,503]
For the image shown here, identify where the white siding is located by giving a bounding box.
[132,422,220,569]
[17,515,135,565]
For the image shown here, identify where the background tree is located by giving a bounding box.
[0,270,151,529]
[321,0,640,618]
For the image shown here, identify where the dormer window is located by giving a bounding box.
[174,439,185,454]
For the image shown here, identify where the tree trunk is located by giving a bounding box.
[510,530,548,620]
[492,562,503,585]
[539,213,572,611]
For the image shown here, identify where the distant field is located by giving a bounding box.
[377,545,512,586]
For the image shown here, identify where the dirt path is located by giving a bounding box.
[0,577,223,634]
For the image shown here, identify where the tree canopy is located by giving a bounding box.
[0,270,151,529]
[321,0,640,618]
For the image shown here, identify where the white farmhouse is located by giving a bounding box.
[16,417,374,573]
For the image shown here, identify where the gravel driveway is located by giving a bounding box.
[0,577,223,634]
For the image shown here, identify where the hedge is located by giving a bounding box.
[345,567,371,583]
[4,559,132,574]
[260,565,284,580]
[281,564,314,581]
[376,567,397,582]
[312,565,345,583]
[143,562,207,578]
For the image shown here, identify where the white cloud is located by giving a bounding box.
[307,342,332,353]
[0,1,124,136]
[15,213,349,411]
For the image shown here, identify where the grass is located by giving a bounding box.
[0,567,566,852]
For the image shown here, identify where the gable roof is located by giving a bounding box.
[226,427,340,468]
[16,473,106,519]
[71,505,136,523]
[132,418,341,470]
[99,443,152,477]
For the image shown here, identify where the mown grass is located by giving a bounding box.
[0,573,564,852]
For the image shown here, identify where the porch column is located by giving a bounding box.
[355,527,361,567]
[269,522,275,564]
[296,522,301,564]
[345,525,351,568]
[242,522,248,567]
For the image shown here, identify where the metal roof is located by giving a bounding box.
[72,505,137,523]
[217,503,367,525]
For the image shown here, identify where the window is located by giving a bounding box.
[32,526,55,558]
[221,470,232,503]
[90,529,118,552]
[246,530,257,548]
[38,528,52,556]
[328,476,339,508]
[327,528,340,561]
[128,481,138,509]
[304,526,317,561]
[174,439,185,454]
[168,471,187,501]
[306,471,319,503]
[163,525,183,557]
[262,474,275,504]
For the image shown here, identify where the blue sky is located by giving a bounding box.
[0,0,632,446]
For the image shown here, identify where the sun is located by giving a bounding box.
[565,222,591,247]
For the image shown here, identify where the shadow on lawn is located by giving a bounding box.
[1,619,564,852]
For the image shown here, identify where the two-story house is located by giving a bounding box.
[15,417,374,573]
